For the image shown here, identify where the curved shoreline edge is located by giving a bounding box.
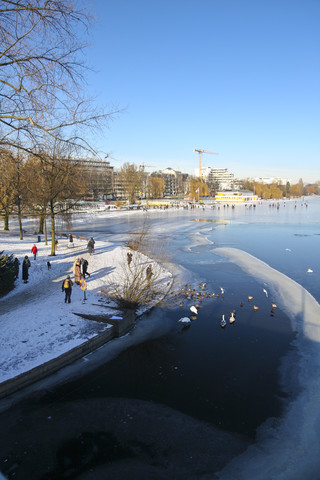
[214,247,320,480]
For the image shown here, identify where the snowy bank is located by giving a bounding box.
[0,234,173,389]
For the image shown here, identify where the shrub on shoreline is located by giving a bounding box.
[0,251,19,297]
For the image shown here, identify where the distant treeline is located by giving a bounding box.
[241,178,319,199]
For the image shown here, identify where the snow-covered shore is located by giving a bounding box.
[0,231,173,386]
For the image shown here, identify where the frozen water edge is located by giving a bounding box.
[214,247,320,480]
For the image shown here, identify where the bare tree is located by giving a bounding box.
[0,149,27,236]
[0,0,116,154]
[117,163,143,204]
[188,178,209,201]
[148,176,165,198]
[0,151,17,231]
[103,224,172,310]
[25,140,88,255]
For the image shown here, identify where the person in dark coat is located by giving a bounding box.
[81,258,90,278]
[14,257,20,279]
[22,255,31,283]
[68,233,74,248]
[146,264,153,281]
[87,237,95,255]
[62,275,73,303]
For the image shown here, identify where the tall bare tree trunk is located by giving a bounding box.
[39,214,44,234]
[4,211,9,231]
[50,201,56,256]
[44,215,48,245]
[17,196,23,240]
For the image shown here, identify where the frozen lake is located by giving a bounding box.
[2,197,320,479]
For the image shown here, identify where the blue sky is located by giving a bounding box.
[86,0,320,183]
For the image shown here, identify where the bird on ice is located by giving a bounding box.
[190,306,198,315]
[253,305,259,311]
[263,288,268,297]
[248,296,253,302]
[307,268,313,273]
[178,317,191,324]
[220,287,225,295]
[271,303,277,309]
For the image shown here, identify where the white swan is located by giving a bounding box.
[229,312,235,324]
[220,315,226,328]
[190,305,198,315]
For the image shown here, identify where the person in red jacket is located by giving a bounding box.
[31,244,38,260]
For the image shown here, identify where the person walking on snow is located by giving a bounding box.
[14,257,20,279]
[22,255,31,283]
[87,237,95,255]
[31,244,38,260]
[62,275,73,303]
[68,233,74,248]
[81,258,90,278]
[80,275,87,301]
[127,251,133,268]
[73,258,81,285]
[146,264,153,281]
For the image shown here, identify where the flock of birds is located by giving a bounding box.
[176,282,278,329]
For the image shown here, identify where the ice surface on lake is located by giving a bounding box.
[215,247,320,480]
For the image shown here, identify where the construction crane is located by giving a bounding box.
[193,149,218,179]
[139,163,155,171]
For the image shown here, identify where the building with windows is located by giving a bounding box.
[159,168,188,197]
[199,167,236,193]
[215,190,258,203]
[74,158,114,200]
[251,176,291,185]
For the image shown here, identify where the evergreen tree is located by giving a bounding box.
[0,251,18,296]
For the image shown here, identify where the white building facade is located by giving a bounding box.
[198,167,236,192]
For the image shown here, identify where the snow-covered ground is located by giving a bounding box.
[0,232,172,384]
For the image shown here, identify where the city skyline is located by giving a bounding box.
[84,1,319,184]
